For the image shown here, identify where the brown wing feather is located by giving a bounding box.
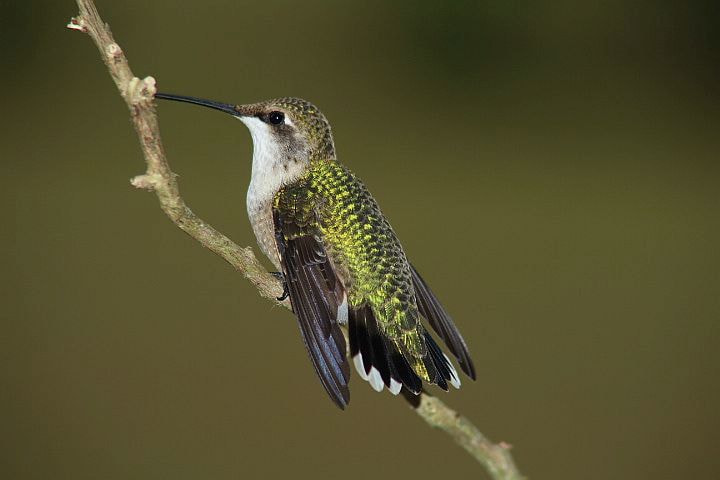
[273,209,351,409]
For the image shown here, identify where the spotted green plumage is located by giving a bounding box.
[274,159,432,381]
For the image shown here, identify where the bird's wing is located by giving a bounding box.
[410,264,476,380]
[273,208,351,409]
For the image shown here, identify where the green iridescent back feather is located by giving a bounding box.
[274,159,432,381]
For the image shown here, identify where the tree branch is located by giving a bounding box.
[68,2,524,479]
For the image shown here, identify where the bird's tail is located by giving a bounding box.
[348,304,460,395]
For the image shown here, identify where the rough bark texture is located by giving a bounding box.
[68,2,524,479]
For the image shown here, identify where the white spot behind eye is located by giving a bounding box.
[284,115,294,127]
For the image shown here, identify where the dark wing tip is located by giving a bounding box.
[411,264,477,380]
[332,388,350,410]
[465,357,477,381]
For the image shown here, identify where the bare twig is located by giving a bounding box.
[414,395,524,479]
[69,2,524,479]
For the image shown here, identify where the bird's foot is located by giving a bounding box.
[271,272,290,301]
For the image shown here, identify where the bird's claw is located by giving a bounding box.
[271,272,290,301]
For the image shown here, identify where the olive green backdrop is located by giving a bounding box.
[3,1,719,479]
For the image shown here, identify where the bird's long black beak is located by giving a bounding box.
[154,92,243,116]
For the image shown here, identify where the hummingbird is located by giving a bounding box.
[154,92,476,408]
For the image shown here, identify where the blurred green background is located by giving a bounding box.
[3,1,719,479]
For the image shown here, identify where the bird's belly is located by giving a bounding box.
[246,192,281,270]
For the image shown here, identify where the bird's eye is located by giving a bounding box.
[268,111,285,125]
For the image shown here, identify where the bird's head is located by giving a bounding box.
[154,93,335,170]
